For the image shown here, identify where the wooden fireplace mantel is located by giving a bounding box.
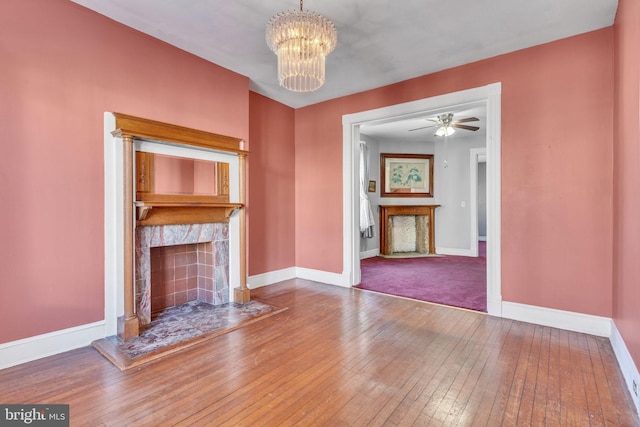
[379,204,440,255]
[112,113,250,340]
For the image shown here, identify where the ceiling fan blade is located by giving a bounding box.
[452,124,480,131]
[408,125,437,132]
[454,117,479,123]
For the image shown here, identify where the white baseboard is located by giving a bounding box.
[610,321,640,416]
[248,266,349,289]
[436,247,474,257]
[360,249,379,259]
[247,267,296,289]
[295,267,350,287]
[0,321,105,370]
[501,301,612,337]
[487,298,502,317]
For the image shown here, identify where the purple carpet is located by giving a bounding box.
[356,242,487,312]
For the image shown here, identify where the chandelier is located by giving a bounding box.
[266,0,337,92]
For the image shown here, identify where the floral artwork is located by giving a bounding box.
[390,162,425,189]
[381,153,433,197]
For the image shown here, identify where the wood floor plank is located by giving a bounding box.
[364,307,464,426]
[530,325,551,425]
[556,327,584,426]
[446,316,513,426]
[576,332,605,425]
[586,334,615,426]
[0,279,638,426]
[515,324,544,425]
[590,334,640,426]
[483,319,529,424]
[501,321,535,426]
[394,312,484,425]
[545,323,563,425]
[413,335,485,425]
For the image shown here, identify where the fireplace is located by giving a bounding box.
[136,223,229,325]
[150,243,213,312]
[105,113,250,340]
[379,204,439,256]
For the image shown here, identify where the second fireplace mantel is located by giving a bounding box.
[379,204,440,255]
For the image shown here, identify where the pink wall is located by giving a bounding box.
[613,0,640,370]
[294,102,346,271]
[295,29,615,317]
[0,0,249,343]
[193,160,217,195]
[154,156,195,194]
[153,157,217,195]
[248,92,296,275]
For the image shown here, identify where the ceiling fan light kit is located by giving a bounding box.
[409,113,480,136]
[435,125,455,136]
[266,0,337,92]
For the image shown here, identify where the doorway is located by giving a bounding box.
[342,84,502,316]
[357,143,488,312]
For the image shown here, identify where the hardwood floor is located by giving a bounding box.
[1,279,638,426]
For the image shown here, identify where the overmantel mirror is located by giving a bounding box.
[134,151,238,226]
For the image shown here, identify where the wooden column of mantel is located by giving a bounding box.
[234,152,250,304]
[112,113,250,340]
[379,204,440,255]
[118,135,139,339]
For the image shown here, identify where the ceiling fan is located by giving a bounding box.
[409,113,480,136]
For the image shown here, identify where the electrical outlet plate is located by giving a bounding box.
[634,379,638,396]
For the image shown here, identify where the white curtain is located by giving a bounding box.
[359,142,375,238]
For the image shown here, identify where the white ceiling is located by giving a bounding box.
[360,103,487,144]
[70,0,618,110]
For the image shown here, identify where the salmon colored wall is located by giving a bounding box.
[613,0,640,370]
[294,102,346,271]
[248,92,296,275]
[154,156,195,194]
[154,157,218,195]
[193,160,217,195]
[0,0,249,343]
[295,29,614,317]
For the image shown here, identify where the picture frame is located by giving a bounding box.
[380,153,434,197]
[368,180,376,192]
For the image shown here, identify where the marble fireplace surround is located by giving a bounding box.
[104,113,249,340]
[136,223,229,326]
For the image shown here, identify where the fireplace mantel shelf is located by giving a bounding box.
[135,200,242,226]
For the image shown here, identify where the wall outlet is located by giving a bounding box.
[634,379,638,396]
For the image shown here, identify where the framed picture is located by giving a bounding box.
[368,180,376,192]
[380,153,434,197]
